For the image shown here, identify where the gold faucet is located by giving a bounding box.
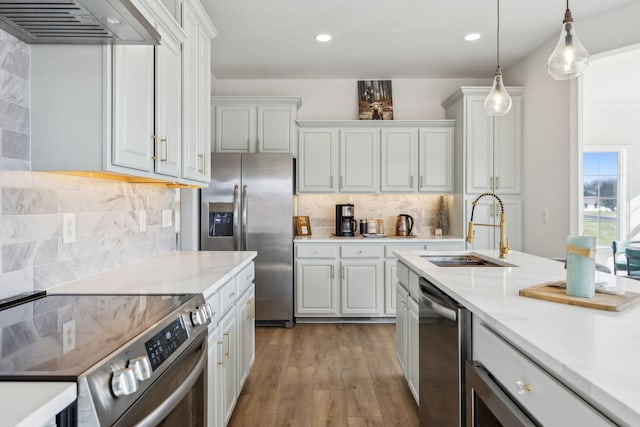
[466,192,511,259]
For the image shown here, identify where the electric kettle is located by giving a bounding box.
[395,214,414,236]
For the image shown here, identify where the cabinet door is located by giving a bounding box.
[295,260,339,315]
[396,284,409,374]
[380,128,418,192]
[339,128,380,193]
[181,3,211,183]
[155,38,183,177]
[215,105,256,152]
[112,45,155,172]
[340,259,384,315]
[219,308,237,426]
[207,325,221,427]
[297,128,338,193]
[257,104,297,154]
[493,96,522,194]
[407,297,419,404]
[465,96,494,194]
[418,127,454,193]
[237,284,255,391]
[384,259,398,315]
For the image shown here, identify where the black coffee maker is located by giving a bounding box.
[335,204,356,236]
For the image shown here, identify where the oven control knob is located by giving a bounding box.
[111,367,138,397]
[129,356,152,381]
[191,307,208,326]
[203,303,214,319]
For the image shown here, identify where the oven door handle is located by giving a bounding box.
[134,345,207,427]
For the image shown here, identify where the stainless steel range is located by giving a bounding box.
[0,291,212,426]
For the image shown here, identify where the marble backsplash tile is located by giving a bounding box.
[297,193,455,237]
[0,29,176,299]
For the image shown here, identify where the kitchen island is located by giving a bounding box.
[396,249,640,426]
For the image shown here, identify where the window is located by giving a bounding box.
[583,151,620,246]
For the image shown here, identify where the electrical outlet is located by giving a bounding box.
[62,213,76,244]
[62,320,76,354]
[162,209,172,228]
[139,211,147,233]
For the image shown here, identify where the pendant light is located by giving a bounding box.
[547,0,589,80]
[484,0,512,116]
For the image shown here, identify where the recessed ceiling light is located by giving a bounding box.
[315,34,332,42]
[464,33,481,41]
[102,16,124,26]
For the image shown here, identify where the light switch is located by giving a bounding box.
[62,213,76,244]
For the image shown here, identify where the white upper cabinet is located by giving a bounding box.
[213,97,302,154]
[297,120,455,194]
[339,128,380,193]
[30,1,217,187]
[443,87,524,195]
[112,45,155,173]
[297,128,339,193]
[181,0,216,183]
[418,127,454,193]
[381,128,418,192]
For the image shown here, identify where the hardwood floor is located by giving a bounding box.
[228,323,419,427]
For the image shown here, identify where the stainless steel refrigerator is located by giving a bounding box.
[200,153,294,327]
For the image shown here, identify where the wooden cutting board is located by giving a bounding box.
[519,281,640,312]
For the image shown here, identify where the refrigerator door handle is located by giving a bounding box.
[233,185,240,250]
[242,185,248,250]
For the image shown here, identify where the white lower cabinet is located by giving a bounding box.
[473,320,614,426]
[407,296,419,403]
[341,259,384,315]
[205,262,255,427]
[295,241,463,319]
[219,307,237,426]
[396,262,420,405]
[396,284,409,373]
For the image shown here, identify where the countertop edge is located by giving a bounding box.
[6,382,76,427]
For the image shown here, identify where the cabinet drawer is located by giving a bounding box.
[341,245,382,258]
[296,245,337,258]
[206,290,221,325]
[385,244,426,258]
[408,269,420,301]
[220,276,238,315]
[238,263,255,296]
[474,322,614,426]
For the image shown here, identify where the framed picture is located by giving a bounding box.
[358,80,393,120]
[295,216,312,236]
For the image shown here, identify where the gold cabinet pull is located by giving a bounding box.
[223,331,230,358]
[410,176,414,187]
[420,176,424,187]
[341,266,345,280]
[496,176,500,189]
[330,265,334,278]
[516,380,532,394]
[217,340,224,365]
[151,134,158,160]
[246,298,252,320]
[330,176,334,188]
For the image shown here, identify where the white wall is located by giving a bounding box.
[214,78,486,120]
[506,1,640,258]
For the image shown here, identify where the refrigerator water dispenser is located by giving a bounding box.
[209,203,234,237]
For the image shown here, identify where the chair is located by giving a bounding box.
[626,247,640,280]
[612,240,640,275]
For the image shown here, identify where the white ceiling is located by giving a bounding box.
[201,0,633,79]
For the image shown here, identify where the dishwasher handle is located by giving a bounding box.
[420,278,458,322]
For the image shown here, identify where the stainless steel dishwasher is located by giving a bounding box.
[419,277,471,426]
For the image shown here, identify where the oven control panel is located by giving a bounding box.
[144,316,190,371]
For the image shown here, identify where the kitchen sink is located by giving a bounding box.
[421,254,513,267]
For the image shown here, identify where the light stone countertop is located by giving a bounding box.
[49,251,257,298]
[2,382,76,427]
[294,233,465,243]
[395,249,640,426]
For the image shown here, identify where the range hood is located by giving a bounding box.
[0,0,161,44]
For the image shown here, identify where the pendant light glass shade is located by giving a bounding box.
[485,66,512,116]
[484,0,512,116]
[547,7,589,80]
